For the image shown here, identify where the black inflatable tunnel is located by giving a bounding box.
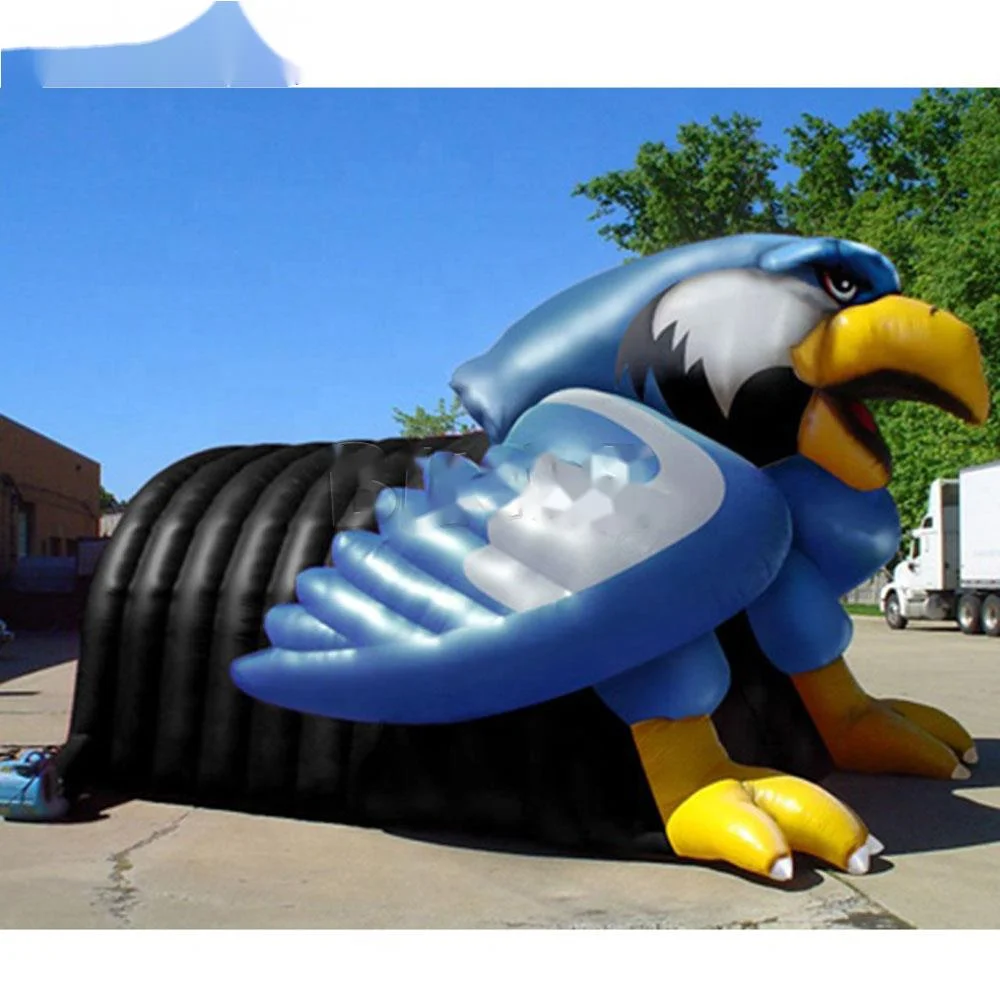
[65,433,832,852]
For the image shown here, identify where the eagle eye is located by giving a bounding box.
[818,266,865,304]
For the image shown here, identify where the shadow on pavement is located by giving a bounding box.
[824,736,1000,855]
[385,740,1000,882]
[0,631,79,686]
[58,788,134,825]
[383,822,855,891]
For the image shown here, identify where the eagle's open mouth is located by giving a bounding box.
[821,369,980,481]
[792,296,989,491]
[821,389,891,476]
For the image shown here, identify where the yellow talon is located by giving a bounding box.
[793,658,974,780]
[667,779,791,879]
[744,775,867,872]
[881,698,977,765]
[632,716,873,882]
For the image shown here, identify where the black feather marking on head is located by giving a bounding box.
[616,296,814,468]
[616,296,731,446]
[615,293,664,398]
[726,369,815,467]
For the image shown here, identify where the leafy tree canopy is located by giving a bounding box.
[99,486,125,513]
[391,394,475,438]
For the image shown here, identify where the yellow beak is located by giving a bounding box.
[790,295,990,491]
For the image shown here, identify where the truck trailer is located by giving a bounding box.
[880,460,1000,636]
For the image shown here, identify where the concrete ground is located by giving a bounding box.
[2,618,999,929]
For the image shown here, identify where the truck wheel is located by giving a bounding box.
[884,592,907,630]
[957,594,983,635]
[981,595,1000,638]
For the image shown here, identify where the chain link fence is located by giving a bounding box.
[842,569,890,606]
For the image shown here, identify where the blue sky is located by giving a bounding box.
[0,60,923,499]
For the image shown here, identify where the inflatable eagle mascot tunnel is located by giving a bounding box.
[231,234,990,883]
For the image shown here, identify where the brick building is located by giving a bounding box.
[0,414,101,579]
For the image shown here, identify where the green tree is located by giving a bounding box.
[574,90,1000,535]
[873,90,1000,531]
[99,486,124,513]
[572,114,787,256]
[392,394,475,438]
[780,114,857,238]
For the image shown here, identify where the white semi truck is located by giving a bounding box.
[880,461,1000,636]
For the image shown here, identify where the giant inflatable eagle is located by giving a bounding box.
[231,234,990,883]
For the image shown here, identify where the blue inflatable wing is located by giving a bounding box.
[230,388,792,724]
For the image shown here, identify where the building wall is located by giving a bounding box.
[0,414,101,578]
[100,511,125,537]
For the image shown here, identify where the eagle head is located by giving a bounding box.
[452,235,989,491]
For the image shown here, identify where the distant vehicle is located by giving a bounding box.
[0,619,13,649]
[880,461,1000,636]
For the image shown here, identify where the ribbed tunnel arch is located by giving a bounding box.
[66,433,830,851]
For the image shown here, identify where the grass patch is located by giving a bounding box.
[843,603,881,617]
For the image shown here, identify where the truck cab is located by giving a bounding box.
[880,479,959,628]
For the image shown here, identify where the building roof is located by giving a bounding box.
[0,413,100,467]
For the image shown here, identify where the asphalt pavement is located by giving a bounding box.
[2,618,998,929]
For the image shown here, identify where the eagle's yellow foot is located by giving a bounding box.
[792,658,976,779]
[632,716,880,882]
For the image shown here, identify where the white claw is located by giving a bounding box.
[769,856,794,882]
[847,845,871,876]
[865,834,885,857]
[963,747,979,765]
[952,763,972,780]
